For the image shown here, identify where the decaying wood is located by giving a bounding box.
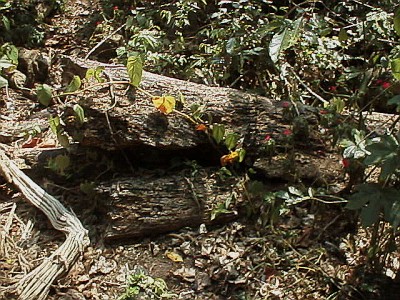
[58,55,287,156]
[0,145,90,300]
[96,168,243,241]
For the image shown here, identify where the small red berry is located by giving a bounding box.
[375,79,383,85]
[113,6,119,10]
[281,101,291,108]
[283,129,292,136]
[342,158,350,168]
[382,82,391,89]
[264,134,271,141]
[319,109,329,115]
[328,86,337,92]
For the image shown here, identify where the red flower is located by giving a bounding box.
[342,158,350,168]
[319,109,329,115]
[283,129,292,136]
[113,6,119,10]
[328,86,337,92]
[382,82,391,89]
[281,101,291,108]
[264,134,271,141]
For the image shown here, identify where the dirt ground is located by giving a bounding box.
[1,1,400,299]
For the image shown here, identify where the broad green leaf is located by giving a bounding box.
[346,184,380,210]
[126,55,143,87]
[379,156,400,181]
[225,132,239,150]
[212,124,225,144]
[0,44,18,65]
[394,7,400,37]
[389,200,400,229]
[37,84,52,106]
[211,203,231,220]
[57,133,70,148]
[388,95,400,112]
[360,199,380,227]
[94,66,105,82]
[49,116,61,134]
[85,68,95,79]
[80,182,95,196]
[338,28,349,43]
[0,75,8,88]
[269,28,290,63]
[391,58,400,80]
[364,135,398,165]
[65,75,81,93]
[53,154,70,175]
[238,148,246,163]
[226,37,237,55]
[269,18,302,64]
[288,186,303,197]
[73,104,86,123]
[2,15,10,31]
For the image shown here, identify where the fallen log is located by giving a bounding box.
[1,55,342,244]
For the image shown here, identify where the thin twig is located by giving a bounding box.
[85,24,125,60]
[287,67,328,104]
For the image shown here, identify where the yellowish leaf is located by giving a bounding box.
[152,95,176,114]
[165,251,183,262]
[220,151,239,166]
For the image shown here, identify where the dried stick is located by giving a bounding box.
[0,146,90,300]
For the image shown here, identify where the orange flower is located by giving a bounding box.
[196,124,207,131]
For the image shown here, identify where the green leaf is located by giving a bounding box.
[346,184,380,210]
[391,58,400,81]
[80,182,95,196]
[288,186,303,197]
[94,66,105,83]
[126,55,143,87]
[53,154,70,175]
[338,28,349,43]
[49,115,61,134]
[2,15,10,31]
[65,75,81,93]
[212,124,225,144]
[37,84,52,106]
[85,68,95,79]
[73,104,86,123]
[226,37,237,55]
[225,132,239,150]
[360,199,380,227]
[238,148,246,163]
[394,7,400,37]
[269,18,302,64]
[364,135,398,166]
[57,133,70,148]
[0,75,8,88]
[269,28,290,63]
[379,156,400,181]
[388,95,400,112]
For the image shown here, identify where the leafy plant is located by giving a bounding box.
[119,270,177,300]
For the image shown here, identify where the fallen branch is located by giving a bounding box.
[0,145,90,300]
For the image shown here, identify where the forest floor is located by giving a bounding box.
[1,1,400,299]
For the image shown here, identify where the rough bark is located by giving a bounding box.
[1,55,343,243]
